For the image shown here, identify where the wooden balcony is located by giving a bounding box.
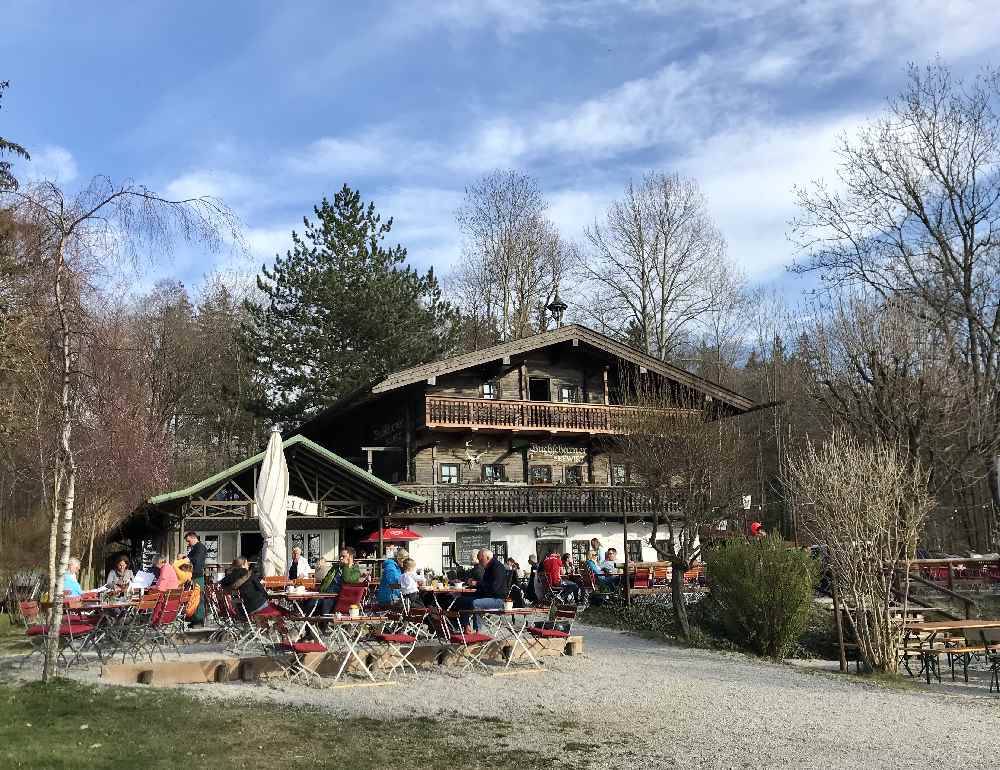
[398,484,678,518]
[424,395,693,435]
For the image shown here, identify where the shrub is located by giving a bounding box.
[708,534,817,659]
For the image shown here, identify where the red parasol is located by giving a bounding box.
[361,527,422,543]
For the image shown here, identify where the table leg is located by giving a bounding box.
[504,615,541,670]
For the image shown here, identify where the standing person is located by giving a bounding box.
[104,556,134,596]
[287,546,312,580]
[376,547,408,605]
[525,553,539,603]
[589,538,604,562]
[184,531,207,627]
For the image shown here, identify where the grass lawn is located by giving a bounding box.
[0,679,554,770]
[0,620,30,656]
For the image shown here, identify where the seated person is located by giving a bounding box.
[542,549,580,604]
[63,556,84,597]
[561,553,575,575]
[398,558,425,607]
[586,550,617,591]
[376,548,408,605]
[599,548,621,587]
[453,549,508,631]
[313,557,330,584]
[316,547,362,615]
[219,557,280,616]
[104,556,134,596]
[153,555,179,591]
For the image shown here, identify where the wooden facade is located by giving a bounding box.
[299,325,755,523]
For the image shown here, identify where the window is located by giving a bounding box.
[559,385,579,403]
[288,531,323,566]
[197,534,220,563]
[528,377,551,401]
[439,463,460,484]
[491,541,508,561]
[571,540,590,564]
[442,542,458,571]
[654,540,671,558]
[482,381,499,400]
[482,464,506,483]
[626,540,643,563]
[611,464,629,486]
[529,465,553,484]
[564,466,585,485]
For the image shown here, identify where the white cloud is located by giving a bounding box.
[25,145,78,184]
[374,186,465,271]
[245,224,296,263]
[675,114,860,279]
[164,169,268,212]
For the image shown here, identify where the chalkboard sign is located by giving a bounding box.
[455,528,492,564]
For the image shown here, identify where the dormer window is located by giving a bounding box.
[482,381,499,400]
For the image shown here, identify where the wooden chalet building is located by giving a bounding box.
[296,324,758,572]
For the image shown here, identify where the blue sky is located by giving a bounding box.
[2,0,997,296]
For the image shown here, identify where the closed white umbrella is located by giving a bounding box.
[256,428,289,577]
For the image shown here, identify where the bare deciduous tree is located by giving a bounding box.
[3,177,240,680]
[452,170,567,345]
[577,172,743,362]
[617,379,750,639]
[785,432,934,673]
[791,60,1000,516]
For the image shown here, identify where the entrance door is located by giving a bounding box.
[528,377,551,401]
[535,539,564,563]
[288,531,323,567]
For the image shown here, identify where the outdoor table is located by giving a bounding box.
[39,600,136,666]
[317,615,384,684]
[902,619,1000,683]
[446,608,549,670]
[420,587,476,611]
[274,592,340,640]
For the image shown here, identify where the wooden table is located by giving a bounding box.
[420,587,476,610]
[902,619,1000,683]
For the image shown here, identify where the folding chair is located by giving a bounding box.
[263,576,289,592]
[112,592,161,663]
[257,613,328,687]
[539,573,571,606]
[206,585,241,646]
[21,607,97,669]
[362,608,428,679]
[429,609,495,673]
[527,602,577,643]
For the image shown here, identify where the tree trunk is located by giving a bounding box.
[43,239,76,683]
[671,560,690,639]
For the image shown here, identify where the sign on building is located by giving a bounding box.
[455,528,492,564]
[535,525,569,539]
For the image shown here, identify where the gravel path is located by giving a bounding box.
[11,623,1000,768]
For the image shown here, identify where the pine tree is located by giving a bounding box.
[245,184,458,424]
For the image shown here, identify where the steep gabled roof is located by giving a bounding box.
[373,324,755,412]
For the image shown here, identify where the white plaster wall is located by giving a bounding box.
[405,522,669,573]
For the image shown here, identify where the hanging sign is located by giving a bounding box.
[535,525,568,539]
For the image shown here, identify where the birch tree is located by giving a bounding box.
[577,172,743,362]
[4,177,239,680]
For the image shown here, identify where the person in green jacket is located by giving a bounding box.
[317,547,362,614]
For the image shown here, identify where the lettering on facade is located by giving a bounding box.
[527,443,586,462]
[535,525,569,539]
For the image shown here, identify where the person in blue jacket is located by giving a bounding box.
[376,547,408,604]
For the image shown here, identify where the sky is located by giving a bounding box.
[2,0,999,298]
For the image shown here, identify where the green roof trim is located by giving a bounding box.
[147,434,426,506]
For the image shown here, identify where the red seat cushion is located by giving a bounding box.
[26,623,95,637]
[528,627,569,639]
[278,642,327,654]
[253,604,287,618]
[451,633,492,644]
[375,633,416,644]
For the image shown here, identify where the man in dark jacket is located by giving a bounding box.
[453,549,508,632]
[219,557,271,615]
[184,531,208,626]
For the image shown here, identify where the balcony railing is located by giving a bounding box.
[398,484,677,517]
[424,395,693,434]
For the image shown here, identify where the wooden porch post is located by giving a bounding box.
[377,515,384,559]
[832,580,847,673]
[624,515,631,608]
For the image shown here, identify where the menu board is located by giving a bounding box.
[455,528,492,564]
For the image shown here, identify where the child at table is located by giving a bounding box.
[399,558,425,607]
